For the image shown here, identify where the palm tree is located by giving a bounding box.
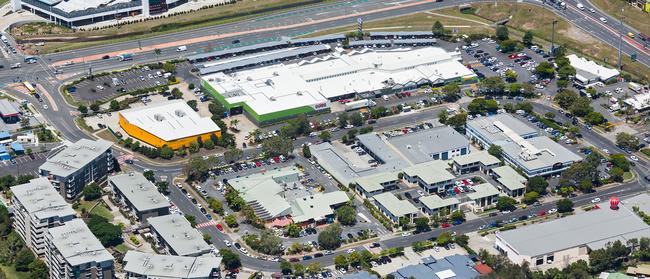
[230,119,239,130]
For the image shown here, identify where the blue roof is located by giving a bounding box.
[0,131,10,139]
[340,271,379,279]
[0,146,7,153]
[393,254,479,279]
[10,142,23,152]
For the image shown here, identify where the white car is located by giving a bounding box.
[401,232,412,237]
[590,8,595,13]
[346,248,355,254]
[224,240,231,247]
[591,197,601,203]
[42,104,49,110]
[600,17,607,23]
[630,155,638,161]
[547,208,558,214]
[602,149,610,154]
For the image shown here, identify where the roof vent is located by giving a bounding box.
[175,110,186,118]
[154,114,165,122]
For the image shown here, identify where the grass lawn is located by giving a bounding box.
[0,265,30,279]
[14,0,333,53]
[641,148,650,157]
[114,243,129,254]
[623,171,634,181]
[588,0,650,35]
[77,200,114,221]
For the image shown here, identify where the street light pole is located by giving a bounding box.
[618,8,624,70]
[551,20,558,56]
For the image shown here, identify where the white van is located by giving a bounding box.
[176,45,187,52]
[577,3,584,10]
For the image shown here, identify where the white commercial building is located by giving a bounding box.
[123,251,222,279]
[109,172,171,223]
[45,219,114,279]
[148,214,212,257]
[202,47,475,124]
[11,177,76,257]
[624,92,650,112]
[566,54,620,85]
[495,194,650,269]
[372,192,418,224]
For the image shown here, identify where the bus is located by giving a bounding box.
[23,81,35,94]
[117,53,133,61]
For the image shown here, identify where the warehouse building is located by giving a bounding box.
[39,139,114,200]
[45,219,114,279]
[495,194,650,269]
[0,99,20,124]
[148,214,211,257]
[386,126,470,163]
[11,177,76,257]
[373,192,418,224]
[202,46,475,125]
[392,255,480,279]
[123,251,222,279]
[466,114,581,177]
[566,54,620,85]
[109,172,171,223]
[119,100,221,150]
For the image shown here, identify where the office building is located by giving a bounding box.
[123,251,222,279]
[386,126,470,163]
[39,139,114,199]
[490,166,527,197]
[402,160,455,194]
[119,100,221,150]
[353,172,399,198]
[11,177,76,256]
[451,151,501,174]
[148,214,211,257]
[372,192,418,224]
[109,172,171,223]
[392,255,480,279]
[45,219,114,279]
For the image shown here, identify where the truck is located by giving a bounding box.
[24,56,37,64]
[576,3,584,10]
[344,99,376,111]
[629,82,643,93]
[117,53,133,61]
[176,45,187,52]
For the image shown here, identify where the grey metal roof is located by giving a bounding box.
[373,192,418,218]
[147,215,211,256]
[403,160,455,185]
[11,177,75,220]
[452,150,501,167]
[187,41,289,61]
[369,31,435,37]
[419,195,459,211]
[0,99,19,116]
[497,193,650,258]
[289,191,349,223]
[287,34,346,44]
[340,271,380,279]
[500,136,582,173]
[387,126,469,164]
[39,139,112,178]
[393,254,479,279]
[354,172,398,193]
[47,219,114,267]
[123,251,221,278]
[348,39,437,47]
[357,133,410,166]
[198,44,330,75]
[466,114,538,146]
[466,182,500,200]
[109,172,171,213]
[491,166,526,192]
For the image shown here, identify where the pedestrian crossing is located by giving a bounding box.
[196,220,218,229]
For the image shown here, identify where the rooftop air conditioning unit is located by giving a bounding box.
[175,110,186,118]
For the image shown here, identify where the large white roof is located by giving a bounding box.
[119,100,220,142]
[624,92,650,111]
[203,47,474,115]
[566,54,619,81]
[53,0,132,13]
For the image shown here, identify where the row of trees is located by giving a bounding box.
[554,90,606,125]
[0,205,48,278]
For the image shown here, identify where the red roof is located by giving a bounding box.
[474,263,493,274]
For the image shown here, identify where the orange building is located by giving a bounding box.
[118,100,220,150]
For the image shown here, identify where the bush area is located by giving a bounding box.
[0,205,48,278]
[362,199,394,231]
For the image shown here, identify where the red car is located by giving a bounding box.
[216,223,224,232]
[441,223,451,228]
[537,210,546,217]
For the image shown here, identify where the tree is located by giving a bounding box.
[220,249,242,270]
[336,206,356,226]
[184,157,211,182]
[370,106,388,119]
[224,146,243,163]
[438,110,448,124]
[527,176,548,194]
[225,214,238,227]
[82,183,102,201]
[186,100,198,111]
[203,139,215,150]
[556,198,574,213]
[437,232,453,246]
[254,230,283,255]
[143,170,155,182]
[229,119,239,130]
[262,135,293,157]
[171,88,183,99]
[280,261,293,274]
[554,90,579,109]
[307,262,321,274]
[318,224,342,250]
[78,104,88,114]
[488,145,503,159]
[516,102,533,114]
[90,102,100,112]
[584,111,605,125]
[432,21,445,38]
[334,255,349,269]
[535,62,555,79]
[522,191,540,205]
[499,39,519,53]
[414,217,430,233]
[570,97,593,117]
[544,112,555,120]
[28,259,48,279]
[285,223,301,238]
[338,112,349,128]
[189,141,200,153]
[557,65,576,80]
[447,112,467,133]
[160,145,174,159]
[156,181,169,194]
[496,25,509,41]
[496,196,517,211]
[505,69,518,82]
[610,153,630,172]
[442,83,461,101]
[616,132,640,151]
[522,30,534,46]
[162,62,176,73]
[480,76,506,94]
[87,215,123,247]
[349,113,364,127]
[109,100,120,111]
[14,249,34,271]
[451,210,465,222]
[319,131,332,142]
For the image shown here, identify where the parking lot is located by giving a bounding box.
[69,62,194,102]
[0,152,48,177]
